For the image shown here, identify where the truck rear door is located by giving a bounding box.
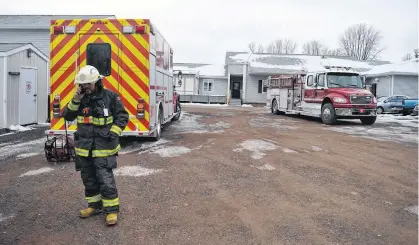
[77,20,120,93]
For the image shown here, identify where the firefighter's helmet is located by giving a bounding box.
[75,65,104,84]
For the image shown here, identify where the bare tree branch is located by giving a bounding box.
[257,44,264,53]
[248,42,256,53]
[339,23,385,60]
[402,53,413,61]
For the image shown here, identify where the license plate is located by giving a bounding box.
[359,109,366,113]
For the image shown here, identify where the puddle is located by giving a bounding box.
[234,139,278,159]
[19,167,54,177]
[114,166,163,177]
[120,139,171,155]
[151,146,192,158]
[249,117,298,130]
[170,112,229,134]
[0,138,45,160]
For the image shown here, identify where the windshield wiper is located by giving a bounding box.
[328,82,343,87]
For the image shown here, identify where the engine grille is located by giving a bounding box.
[350,95,372,104]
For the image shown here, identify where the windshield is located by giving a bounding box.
[377,97,388,102]
[326,73,363,88]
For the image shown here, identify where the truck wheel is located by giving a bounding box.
[321,103,337,125]
[376,107,384,114]
[152,109,162,141]
[271,100,279,114]
[172,103,181,121]
[360,116,377,125]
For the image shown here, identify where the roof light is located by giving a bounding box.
[53,26,64,34]
[135,25,146,34]
[64,26,76,34]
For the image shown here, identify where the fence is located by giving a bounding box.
[179,95,227,104]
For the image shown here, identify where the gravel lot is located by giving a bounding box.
[0,105,417,245]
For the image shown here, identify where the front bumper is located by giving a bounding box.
[335,107,377,117]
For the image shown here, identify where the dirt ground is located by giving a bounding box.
[0,105,417,245]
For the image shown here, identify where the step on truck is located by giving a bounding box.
[266,66,378,125]
[46,18,181,140]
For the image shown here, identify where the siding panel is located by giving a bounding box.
[199,78,228,96]
[0,29,49,57]
[393,75,418,98]
[0,57,4,128]
[245,75,269,103]
[228,64,244,75]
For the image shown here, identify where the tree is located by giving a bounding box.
[248,42,256,53]
[402,53,413,61]
[265,39,297,54]
[257,44,264,53]
[339,23,385,60]
[302,40,328,55]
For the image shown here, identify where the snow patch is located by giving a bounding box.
[0,132,14,137]
[19,167,54,177]
[241,104,253,108]
[151,146,192,157]
[256,164,276,171]
[311,146,323,152]
[181,103,229,107]
[170,112,228,134]
[120,139,171,155]
[282,148,298,153]
[234,139,277,159]
[0,213,14,223]
[9,125,33,131]
[114,166,163,177]
[249,117,298,130]
[16,152,41,160]
[404,205,418,215]
[0,138,45,160]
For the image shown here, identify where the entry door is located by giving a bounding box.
[232,82,241,98]
[19,67,37,125]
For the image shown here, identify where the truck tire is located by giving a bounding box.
[172,102,181,121]
[152,108,162,141]
[321,103,337,125]
[360,116,377,125]
[271,100,279,115]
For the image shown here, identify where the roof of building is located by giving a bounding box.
[225,52,391,75]
[0,43,48,61]
[0,43,27,52]
[0,15,116,29]
[173,63,227,78]
[362,58,419,77]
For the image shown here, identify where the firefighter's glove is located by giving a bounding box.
[73,86,85,102]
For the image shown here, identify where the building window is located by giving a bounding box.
[258,80,267,93]
[203,79,213,92]
[86,43,111,76]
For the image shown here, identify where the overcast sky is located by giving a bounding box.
[2,0,418,64]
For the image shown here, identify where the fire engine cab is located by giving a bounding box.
[266,66,378,125]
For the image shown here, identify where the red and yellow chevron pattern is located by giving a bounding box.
[49,19,150,132]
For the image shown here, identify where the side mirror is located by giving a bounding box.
[178,80,182,86]
[313,82,318,88]
[384,100,388,103]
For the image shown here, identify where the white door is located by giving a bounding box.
[19,67,37,125]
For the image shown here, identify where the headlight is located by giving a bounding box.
[333,97,347,103]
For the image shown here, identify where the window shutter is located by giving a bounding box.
[258,80,262,93]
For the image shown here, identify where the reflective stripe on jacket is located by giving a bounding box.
[62,88,129,157]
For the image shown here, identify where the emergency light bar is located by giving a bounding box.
[122,25,146,34]
[53,26,76,34]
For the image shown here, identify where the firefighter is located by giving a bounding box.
[62,65,128,226]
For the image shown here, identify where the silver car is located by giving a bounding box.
[376,95,411,114]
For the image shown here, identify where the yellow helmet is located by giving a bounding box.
[74,65,104,84]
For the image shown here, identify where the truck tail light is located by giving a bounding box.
[53,95,61,118]
[53,26,76,34]
[122,25,146,34]
[137,98,145,118]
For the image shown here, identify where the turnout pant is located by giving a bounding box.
[77,154,119,213]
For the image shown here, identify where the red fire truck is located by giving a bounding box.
[266,66,378,125]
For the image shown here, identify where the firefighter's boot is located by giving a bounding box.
[106,213,118,226]
[79,207,102,218]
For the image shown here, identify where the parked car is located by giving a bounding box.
[411,104,418,116]
[376,95,411,114]
[402,98,419,115]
